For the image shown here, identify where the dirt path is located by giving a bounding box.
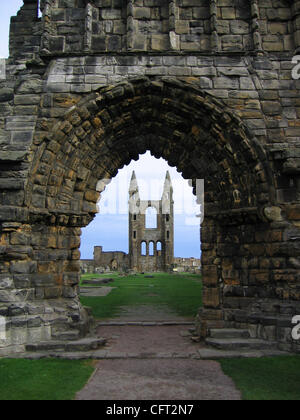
[76,358,241,400]
[76,324,241,400]
[98,325,201,354]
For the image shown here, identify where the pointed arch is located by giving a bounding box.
[21,76,282,346]
[26,77,275,227]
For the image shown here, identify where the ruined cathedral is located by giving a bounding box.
[129,171,174,272]
[81,171,175,273]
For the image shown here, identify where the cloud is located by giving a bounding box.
[0,0,23,58]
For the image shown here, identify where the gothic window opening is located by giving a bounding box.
[157,241,162,256]
[145,207,157,229]
[149,242,154,256]
[141,242,147,256]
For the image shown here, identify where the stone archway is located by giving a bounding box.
[111,259,118,271]
[1,76,298,354]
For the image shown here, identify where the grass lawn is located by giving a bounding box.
[0,359,95,400]
[80,272,202,319]
[220,356,300,400]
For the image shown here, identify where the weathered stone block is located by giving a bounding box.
[203,288,220,309]
[44,287,62,299]
[17,79,43,94]
[202,266,218,286]
[10,262,37,275]
[0,88,14,103]
[0,276,14,290]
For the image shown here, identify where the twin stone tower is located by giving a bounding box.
[128,171,174,273]
[93,171,175,273]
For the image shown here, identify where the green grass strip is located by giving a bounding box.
[0,359,95,400]
[220,356,300,400]
[80,272,202,319]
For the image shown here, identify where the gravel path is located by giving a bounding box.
[76,359,241,400]
[99,325,202,354]
[76,324,241,400]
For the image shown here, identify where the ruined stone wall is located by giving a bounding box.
[9,0,296,56]
[0,0,300,354]
[80,259,95,273]
[174,257,201,273]
[94,246,129,271]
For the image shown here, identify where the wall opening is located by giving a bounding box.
[80,152,201,269]
[157,241,162,256]
[20,77,277,350]
[141,241,147,256]
[145,207,158,229]
[149,241,154,256]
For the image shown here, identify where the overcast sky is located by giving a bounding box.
[0,0,23,58]
[1,1,201,259]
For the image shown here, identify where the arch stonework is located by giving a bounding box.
[0,0,300,354]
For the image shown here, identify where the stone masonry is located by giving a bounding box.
[0,0,300,355]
